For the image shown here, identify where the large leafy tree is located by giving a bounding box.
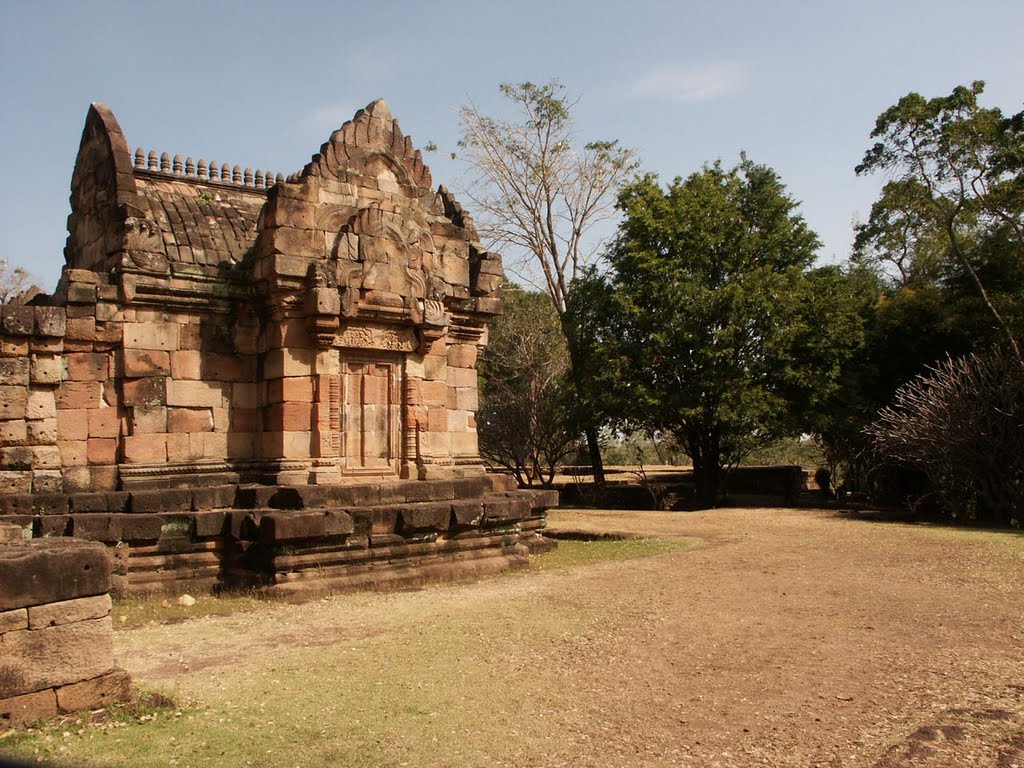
[584,159,861,505]
[856,81,1024,363]
[458,81,639,481]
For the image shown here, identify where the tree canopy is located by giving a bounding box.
[855,80,1024,362]
[574,159,862,504]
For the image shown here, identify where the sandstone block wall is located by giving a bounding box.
[0,533,130,725]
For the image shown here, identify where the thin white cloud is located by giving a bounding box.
[630,61,747,103]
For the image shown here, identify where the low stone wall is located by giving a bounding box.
[0,532,130,725]
[0,475,557,595]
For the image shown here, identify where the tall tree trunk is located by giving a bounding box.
[562,316,605,483]
[584,425,605,484]
[686,427,721,507]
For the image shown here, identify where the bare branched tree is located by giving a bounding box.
[458,81,639,480]
[0,259,40,304]
[458,81,639,312]
[867,345,1023,525]
[477,287,578,487]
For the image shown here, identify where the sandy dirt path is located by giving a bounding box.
[108,507,1024,767]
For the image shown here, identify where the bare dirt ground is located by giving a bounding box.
[21,507,1023,767]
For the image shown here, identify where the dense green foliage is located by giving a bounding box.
[474,79,1022,522]
[568,159,862,503]
[818,81,1024,517]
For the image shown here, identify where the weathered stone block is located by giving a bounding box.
[451,500,485,527]
[0,538,110,611]
[0,607,28,633]
[57,409,89,441]
[86,437,117,464]
[0,358,28,386]
[29,494,68,516]
[30,354,63,384]
[1,306,34,336]
[56,381,102,410]
[0,445,32,470]
[0,419,27,446]
[87,408,119,438]
[167,407,212,433]
[65,352,108,381]
[0,688,57,725]
[26,389,56,420]
[56,668,131,713]
[259,509,354,543]
[28,594,111,629]
[166,380,225,408]
[0,471,32,494]
[191,485,235,511]
[202,431,227,458]
[264,348,315,378]
[170,349,201,380]
[27,417,57,443]
[122,322,179,351]
[64,316,95,341]
[447,344,478,369]
[450,431,478,456]
[122,377,166,406]
[166,433,202,462]
[398,502,451,533]
[32,470,64,494]
[267,376,312,403]
[34,306,66,337]
[122,434,167,463]
[0,617,114,694]
[131,488,192,513]
[34,514,69,537]
[265,402,313,431]
[0,385,28,419]
[122,349,170,377]
[130,405,166,433]
[61,466,93,493]
[447,366,476,388]
[58,440,88,466]
[32,445,61,469]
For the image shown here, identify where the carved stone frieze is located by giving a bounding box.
[335,323,417,352]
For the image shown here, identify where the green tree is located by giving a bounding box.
[458,81,640,481]
[585,159,861,505]
[477,286,578,486]
[856,81,1024,362]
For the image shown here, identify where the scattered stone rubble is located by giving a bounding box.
[0,99,557,595]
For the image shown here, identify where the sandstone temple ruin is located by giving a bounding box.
[0,100,555,594]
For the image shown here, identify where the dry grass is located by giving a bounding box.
[3,508,1023,768]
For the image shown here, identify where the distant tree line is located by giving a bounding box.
[468,81,1022,525]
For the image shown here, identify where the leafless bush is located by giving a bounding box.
[866,345,1023,525]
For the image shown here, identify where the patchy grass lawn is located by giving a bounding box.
[3,509,1023,768]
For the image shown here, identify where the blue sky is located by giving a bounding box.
[2,0,1022,290]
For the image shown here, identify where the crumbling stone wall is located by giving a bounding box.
[0,530,130,725]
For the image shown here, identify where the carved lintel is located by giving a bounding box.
[336,322,417,352]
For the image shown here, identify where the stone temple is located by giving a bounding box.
[0,100,556,594]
